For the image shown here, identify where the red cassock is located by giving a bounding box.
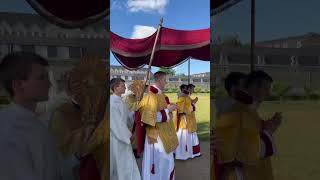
[79,154,101,180]
[134,111,146,156]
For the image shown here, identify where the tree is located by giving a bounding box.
[176,73,186,77]
[213,34,242,46]
[159,67,176,76]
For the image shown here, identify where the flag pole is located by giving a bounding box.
[188,58,191,84]
[250,0,255,71]
[139,18,163,101]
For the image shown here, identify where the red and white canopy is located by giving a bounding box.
[111,27,210,70]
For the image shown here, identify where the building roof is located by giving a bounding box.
[110,65,149,71]
[257,32,320,44]
[110,65,152,76]
[212,46,320,66]
[191,72,210,77]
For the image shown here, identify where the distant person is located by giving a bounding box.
[215,72,250,118]
[174,83,201,160]
[212,71,249,180]
[213,71,282,180]
[177,84,188,98]
[0,52,61,180]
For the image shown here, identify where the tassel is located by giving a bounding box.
[151,163,155,174]
[151,144,155,174]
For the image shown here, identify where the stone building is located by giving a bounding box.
[110,65,151,81]
[110,65,210,89]
[212,33,320,90]
[0,12,108,95]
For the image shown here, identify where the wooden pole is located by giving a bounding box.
[250,0,255,72]
[139,18,163,100]
[188,58,190,84]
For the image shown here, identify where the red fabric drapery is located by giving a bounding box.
[111,27,210,70]
[25,0,108,28]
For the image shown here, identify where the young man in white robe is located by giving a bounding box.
[38,71,80,180]
[0,52,61,180]
[110,78,141,180]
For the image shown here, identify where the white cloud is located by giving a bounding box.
[127,0,169,14]
[111,1,125,11]
[131,25,157,39]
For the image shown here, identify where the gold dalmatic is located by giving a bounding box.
[174,95,197,133]
[213,102,274,180]
[49,55,108,180]
[139,90,178,153]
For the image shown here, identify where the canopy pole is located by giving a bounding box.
[250,0,255,72]
[140,18,163,100]
[188,58,190,84]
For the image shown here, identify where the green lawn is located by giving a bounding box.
[166,93,210,141]
[212,100,320,180]
[259,101,320,180]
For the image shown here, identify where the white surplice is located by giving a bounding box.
[142,136,175,180]
[37,90,80,180]
[110,94,141,180]
[0,103,61,180]
[175,115,201,160]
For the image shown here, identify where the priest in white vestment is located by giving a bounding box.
[110,78,141,180]
[0,52,62,180]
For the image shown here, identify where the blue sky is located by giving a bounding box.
[213,0,320,43]
[110,0,210,75]
[0,0,35,13]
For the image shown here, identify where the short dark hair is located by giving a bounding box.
[224,72,247,95]
[180,84,187,91]
[110,78,125,91]
[153,71,167,81]
[0,52,49,96]
[245,70,273,89]
[187,84,195,89]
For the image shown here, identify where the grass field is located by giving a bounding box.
[166,93,210,141]
[212,100,320,180]
[260,101,320,180]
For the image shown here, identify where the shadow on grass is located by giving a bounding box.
[197,121,210,142]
